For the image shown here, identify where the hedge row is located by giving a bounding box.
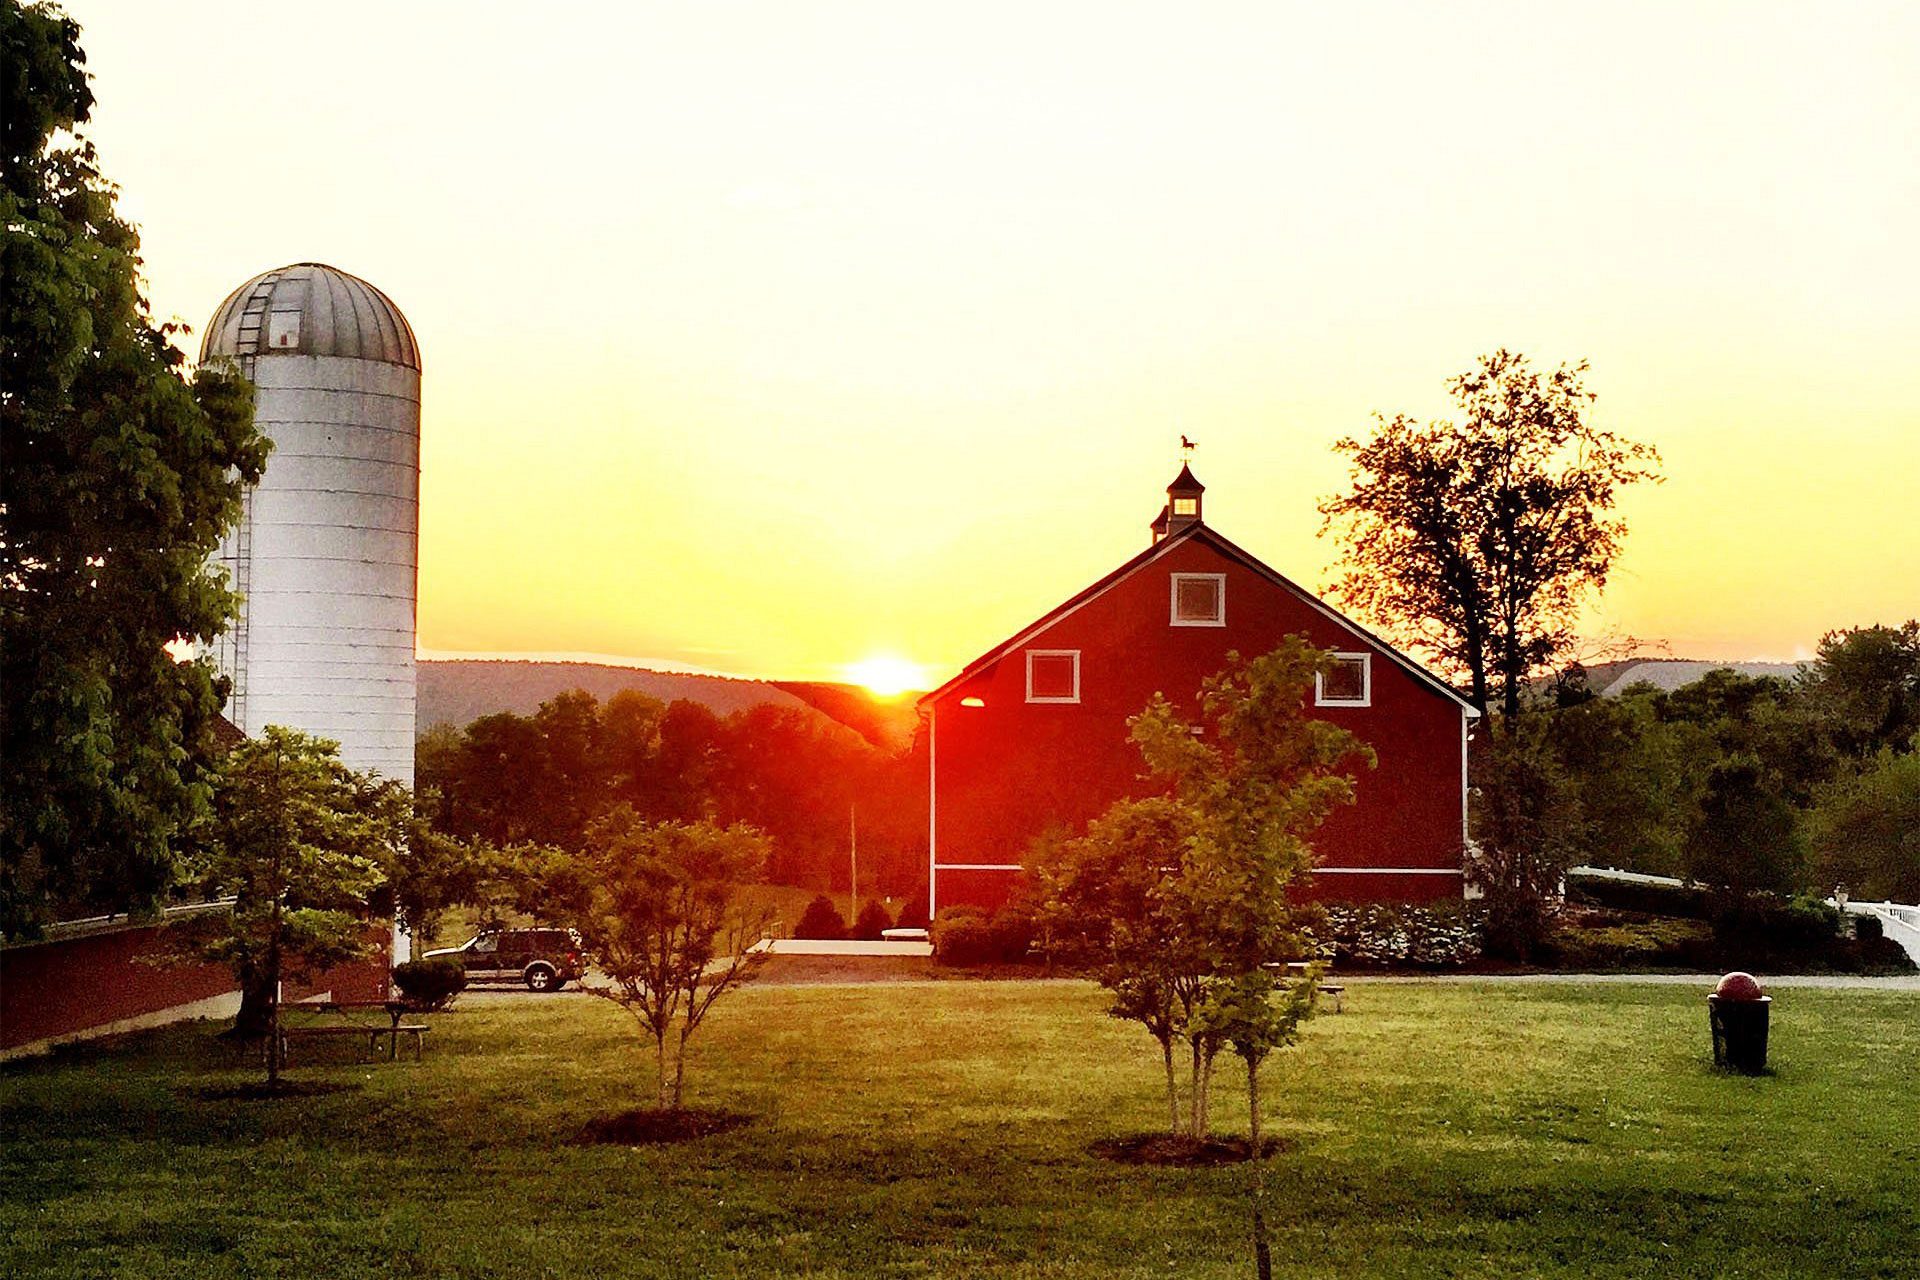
[931,905,1036,966]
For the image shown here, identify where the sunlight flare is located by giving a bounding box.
[844,654,925,698]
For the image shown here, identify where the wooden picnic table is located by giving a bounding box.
[280,1000,431,1061]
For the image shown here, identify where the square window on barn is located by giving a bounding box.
[1170,573,1226,626]
[1316,653,1371,707]
[1026,650,1081,703]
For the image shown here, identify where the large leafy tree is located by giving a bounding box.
[1320,350,1659,723]
[1,1,268,935]
[1803,623,1920,761]
[1808,746,1920,903]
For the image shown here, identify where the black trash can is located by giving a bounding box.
[1708,972,1770,1073]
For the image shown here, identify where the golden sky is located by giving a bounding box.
[70,1,1920,684]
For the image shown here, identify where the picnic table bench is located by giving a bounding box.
[277,1000,432,1062]
[1265,960,1345,1013]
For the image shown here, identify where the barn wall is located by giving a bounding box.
[930,534,1467,914]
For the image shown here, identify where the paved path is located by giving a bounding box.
[1350,972,1920,991]
[754,938,934,958]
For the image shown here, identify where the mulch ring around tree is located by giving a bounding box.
[186,1081,361,1102]
[1089,1133,1291,1167]
[574,1108,753,1146]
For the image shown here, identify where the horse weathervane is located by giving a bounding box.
[1180,434,1197,458]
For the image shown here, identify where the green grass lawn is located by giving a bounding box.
[5,979,1919,1278]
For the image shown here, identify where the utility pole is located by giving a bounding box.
[849,804,858,927]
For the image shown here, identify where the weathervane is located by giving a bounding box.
[1180,434,1197,459]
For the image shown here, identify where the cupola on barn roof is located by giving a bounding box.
[201,263,420,371]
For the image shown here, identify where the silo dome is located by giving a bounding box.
[202,263,420,370]
[205,263,421,788]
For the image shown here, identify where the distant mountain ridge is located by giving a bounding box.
[1582,658,1803,697]
[418,661,807,730]
[417,660,919,751]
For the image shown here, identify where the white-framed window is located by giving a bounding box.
[1172,496,1200,517]
[1025,649,1081,704]
[1169,573,1226,627]
[1316,653,1371,707]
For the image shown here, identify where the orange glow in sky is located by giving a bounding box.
[66,1,1920,681]
[843,656,927,699]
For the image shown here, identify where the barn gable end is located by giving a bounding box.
[920,467,1475,917]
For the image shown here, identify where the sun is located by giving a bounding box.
[844,655,926,699]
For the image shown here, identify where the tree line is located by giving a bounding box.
[1523,625,1918,894]
[414,690,928,900]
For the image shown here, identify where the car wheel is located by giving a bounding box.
[524,964,557,992]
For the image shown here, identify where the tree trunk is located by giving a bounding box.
[654,1030,670,1110]
[227,969,274,1039]
[1501,613,1523,723]
[670,1027,689,1110]
[264,954,282,1088]
[1162,1035,1180,1136]
[1248,1056,1271,1280]
[1198,1046,1217,1138]
[1189,1040,1205,1138]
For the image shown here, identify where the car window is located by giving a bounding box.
[471,934,499,955]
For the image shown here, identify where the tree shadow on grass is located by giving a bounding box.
[184,1080,362,1102]
[573,1108,753,1146]
[1089,1133,1292,1167]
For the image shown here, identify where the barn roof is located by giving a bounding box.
[919,521,1479,714]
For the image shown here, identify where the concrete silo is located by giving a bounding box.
[201,263,421,787]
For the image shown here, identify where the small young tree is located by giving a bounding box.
[1038,639,1372,1138]
[1032,798,1197,1134]
[179,727,396,1085]
[1192,968,1319,1280]
[558,807,772,1110]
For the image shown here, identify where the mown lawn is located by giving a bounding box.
[4,979,1918,1278]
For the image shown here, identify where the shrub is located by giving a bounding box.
[793,895,848,940]
[1315,903,1483,970]
[1711,894,1840,954]
[392,957,466,1010]
[1545,917,1715,971]
[894,892,931,931]
[932,905,1034,966]
[1566,873,1712,920]
[1856,912,1884,942]
[852,899,893,941]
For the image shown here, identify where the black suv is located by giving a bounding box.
[425,927,582,992]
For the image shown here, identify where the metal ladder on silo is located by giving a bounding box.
[217,277,277,729]
[227,483,253,729]
[233,274,279,356]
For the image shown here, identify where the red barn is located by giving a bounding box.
[919,464,1478,916]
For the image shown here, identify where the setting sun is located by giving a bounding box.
[844,655,925,698]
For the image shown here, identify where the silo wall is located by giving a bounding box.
[218,353,420,786]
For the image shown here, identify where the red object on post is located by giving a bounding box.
[1713,971,1765,1001]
